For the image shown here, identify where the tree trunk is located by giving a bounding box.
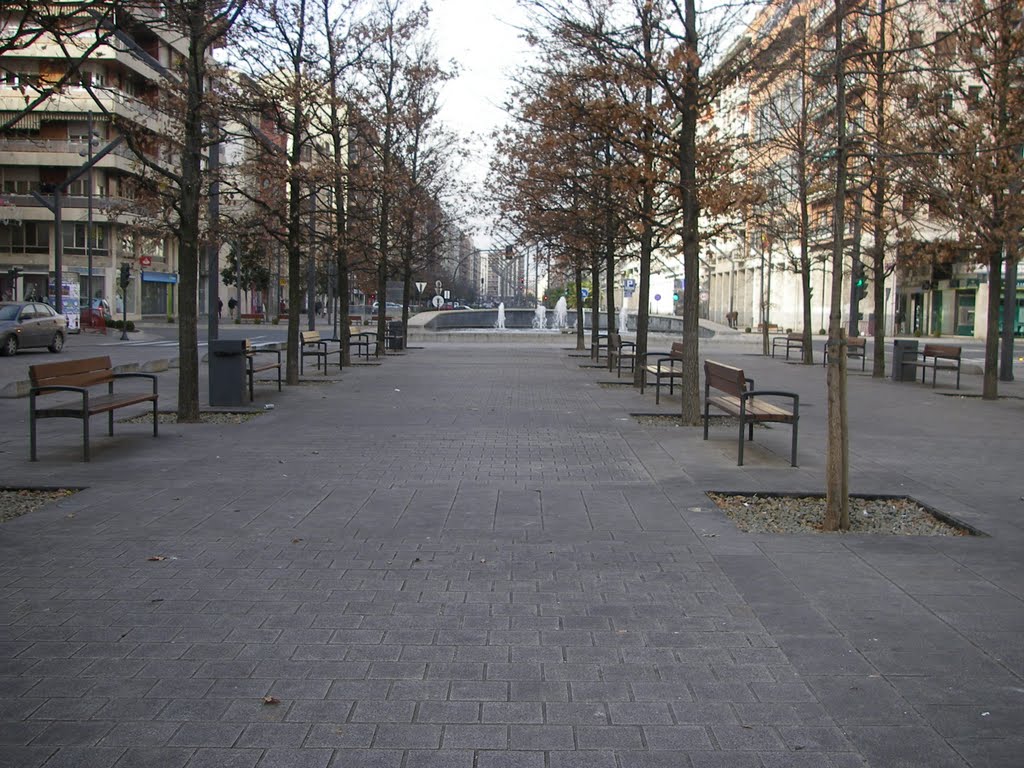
[824,0,850,532]
[590,255,601,360]
[999,238,1017,382]
[983,242,1002,399]
[677,0,702,425]
[176,27,205,422]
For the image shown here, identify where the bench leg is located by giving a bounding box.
[791,419,798,467]
[655,378,660,404]
[702,401,710,440]
[152,400,159,437]
[108,409,114,436]
[83,416,90,462]
[737,416,745,466]
[29,398,37,461]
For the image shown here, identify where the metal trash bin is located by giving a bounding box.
[209,339,247,406]
[891,339,919,382]
[386,320,404,351]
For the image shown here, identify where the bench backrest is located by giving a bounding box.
[922,343,960,360]
[301,330,321,344]
[608,332,621,349]
[788,332,803,341]
[704,359,746,398]
[848,336,866,349]
[669,341,684,359]
[30,356,114,391]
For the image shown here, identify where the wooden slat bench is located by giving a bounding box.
[299,330,342,375]
[238,313,264,324]
[823,336,867,371]
[904,343,962,389]
[640,342,685,404]
[608,332,636,377]
[245,340,282,401]
[28,356,158,462]
[703,359,799,466]
[771,332,805,360]
[348,326,375,360]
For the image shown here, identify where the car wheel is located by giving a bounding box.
[0,335,17,356]
[48,332,64,353]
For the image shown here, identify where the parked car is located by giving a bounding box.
[0,301,68,355]
[371,301,403,313]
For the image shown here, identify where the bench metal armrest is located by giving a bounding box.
[620,341,636,351]
[742,389,799,408]
[30,385,88,398]
[744,377,755,390]
[656,358,682,373]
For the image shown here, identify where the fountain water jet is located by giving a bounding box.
[532,304,547,329]
[553,296,568,329]
[619,303,629,333]
[495,302,506,329]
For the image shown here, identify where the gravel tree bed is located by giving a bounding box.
[635,413,758,429]
[119,411,264,425]
[706,492,976,536]
[0,489,77,524]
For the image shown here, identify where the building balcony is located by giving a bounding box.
[0,137,138,174]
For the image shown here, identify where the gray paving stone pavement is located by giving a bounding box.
[0,328,1021,767]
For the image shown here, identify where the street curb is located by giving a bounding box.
[0,357,178,399]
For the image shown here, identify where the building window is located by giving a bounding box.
[967,85,982,109]
[908,29,924,48]
[934,32,956,60]
[61,222,107,253]
[0,222,49,254]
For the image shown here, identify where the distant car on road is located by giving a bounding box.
[371,301,403,313]
[0,301,68,355]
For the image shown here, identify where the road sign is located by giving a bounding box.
[699,291,709,302]
[140,256,152,267]
[435,280,442,290]
[580,288,589,298]
[416,281,426,294]
[654,294,661,301]
[431,295,444,308]
[625,278,636,289]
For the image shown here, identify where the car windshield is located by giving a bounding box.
[0,304,20,321]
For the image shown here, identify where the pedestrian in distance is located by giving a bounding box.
[227,296,237,319]
[218,297,223,318]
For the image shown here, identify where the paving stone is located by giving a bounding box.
[110,746,193,767]
[442,723,508,749]
[251,747,332,767]
[403,750,475,768]
[509,724,575,750]
[97,721,180,747]
[474,751,545,768]
[182,748,262,767]
[480,702,543,724]
[235,722,310,748]
[371,723,442,749]
[30,746,126,768]
[166,722,243,747]
[415,701,481,723]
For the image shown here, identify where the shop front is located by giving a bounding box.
[141,271,177,316]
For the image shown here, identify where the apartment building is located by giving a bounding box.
[703,0,1022,339]
[0,4,189,321]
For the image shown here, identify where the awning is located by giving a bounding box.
[141,271,177,284]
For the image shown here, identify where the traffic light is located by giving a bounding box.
[854,264,868,301]
[118,263,131,289]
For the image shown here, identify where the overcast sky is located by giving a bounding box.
[431,0,533,247]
